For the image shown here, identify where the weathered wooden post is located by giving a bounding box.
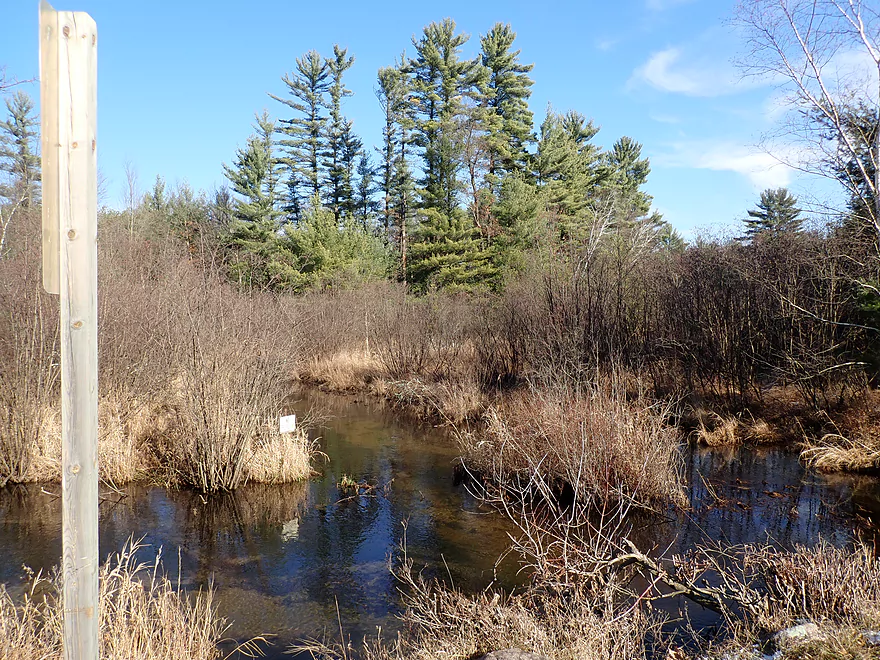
[40,2,99,658]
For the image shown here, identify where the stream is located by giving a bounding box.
[1,389,878,657]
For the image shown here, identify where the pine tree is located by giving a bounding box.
[354,152,380,231]
[222,114,280,226]
[743,188,802,239]
[271,51,330,212]
[377,60,417,276]
[535,109,602,221]
[408,208,497,292]
[407,19,486,217]
[283,195,389,291]
[222,116,285,286]
[144,175,167,213]
[604,136,652,218]
[325,45,356,220]
[376,62,409,237]
[338,119,363,220]
[480,23,535,183]
[0,91,40,207]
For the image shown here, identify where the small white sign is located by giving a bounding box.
[279,414,297,434]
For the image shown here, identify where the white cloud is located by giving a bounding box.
[646,0,697,10]
[650,113,681,124]
[658,141,795,189]
[632,47,758,97]
[595,37,618,52]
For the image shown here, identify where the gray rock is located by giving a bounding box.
[862,630,880,646]
[772,621,821,645]
[480,650,549,660]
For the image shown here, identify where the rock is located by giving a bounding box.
[772,621,821,645]
[480,650,549,660]
[862,630,880,646]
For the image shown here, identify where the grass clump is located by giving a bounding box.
[0,539,227,660]
[801,433,880,473]
[461,376,685,508]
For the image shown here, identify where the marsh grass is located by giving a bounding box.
[801,433,880,472]
[0,539,227,660]
[461,376,685,508]
[0,277,59,486]
[292,548,659,660]
[693,541,880,659]
[694,411,781,447]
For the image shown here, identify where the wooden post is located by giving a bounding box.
[40,3,99,659]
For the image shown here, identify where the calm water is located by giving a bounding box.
[0,390,878,657]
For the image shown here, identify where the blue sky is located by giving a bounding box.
[2,0,836,238]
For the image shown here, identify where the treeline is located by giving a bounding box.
[218,19,676,291]
[1,15,878,408]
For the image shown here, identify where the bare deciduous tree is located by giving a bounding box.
[735,0,880,245]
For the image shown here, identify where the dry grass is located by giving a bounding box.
[694,411,781,446]
[297,347,382,391]
[293,554,658,660]
[161,341,289,492]
[801,433,880,472]
[0,281,59,486]
[0,538,227,660]
[695,540,880,659]
[462,377,685,508]
[378,376,485,424]
[245,426,315,484]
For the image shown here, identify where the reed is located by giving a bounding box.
[0,538,227,660]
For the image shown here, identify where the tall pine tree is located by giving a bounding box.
[325,45,357,220]
[480,23,534,183]
[271,51,330,216]
[0,91,40,207]
[743,187,802,239]
[222,114,286,286]
[407,19,485,217]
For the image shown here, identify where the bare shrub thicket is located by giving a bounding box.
[0,539,227,660]
[461,375,685,508]
[0,215,315,489]
[293,533,659,660]
[0,252,59,486]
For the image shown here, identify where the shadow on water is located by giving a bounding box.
[0,390,520,658]
[1,390,879,658]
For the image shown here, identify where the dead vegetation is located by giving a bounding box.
[0,227,317,491]
[0,539,228,660]
[461,376,685,508]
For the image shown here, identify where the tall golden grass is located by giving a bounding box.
[461,376,685,508]
[0,539,227,660]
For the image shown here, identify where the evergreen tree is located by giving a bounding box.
[338,119,363,220]
[492,174,545,272]
[407,19,486,217]
[408,208,497,291]
[283,196,389,290]
[479,23,535,182]
[144,175,167,213]
[354,152,380,231]
[271,51,330,212]
[0,91,40,207]
[743,187,803,239]
[222,114,280,226]
[604,136,652,217]
[377,60,417,276]
[535,109,602,221]
[656,221,685,253]
[376,63,410,237]
[222,117,285,286]
[325,45,356,220]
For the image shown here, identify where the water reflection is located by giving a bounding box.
[0,391,519,658]
[0,393,878,659]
